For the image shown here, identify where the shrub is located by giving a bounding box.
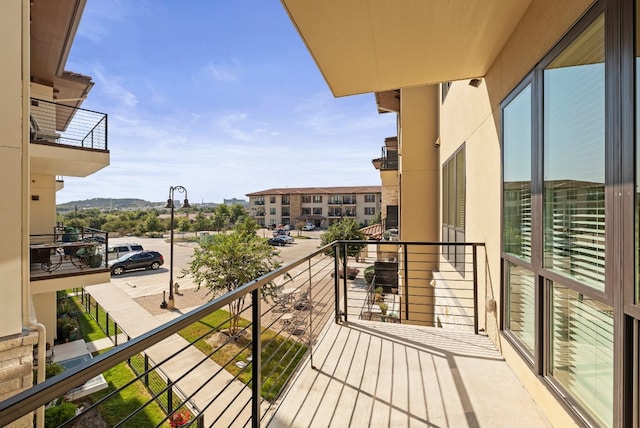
[45,401,78,427]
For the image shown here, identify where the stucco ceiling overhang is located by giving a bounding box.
[281,0,532,97]
[30,0,92,109]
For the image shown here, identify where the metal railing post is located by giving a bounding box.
[403,243,409,321]
[334,243,341,323]
[342,242,348,322]
[251,288,262,428]
[167,380,173,414]
[307,259,315,369]
[106,313,110,337]
[144,354,149,386]
[472,244,479,334]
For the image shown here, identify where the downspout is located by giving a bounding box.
[21,1,46,427]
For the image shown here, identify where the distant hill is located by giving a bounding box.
[57,198,159,211]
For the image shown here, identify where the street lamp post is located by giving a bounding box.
[161,185,190,309]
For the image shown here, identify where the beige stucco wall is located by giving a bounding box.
[30,174,57,235]
[433,0,593,425]
[32,292,56,344]
[398,85,439,242]
[397,85,440,325]
[0,0,26,338]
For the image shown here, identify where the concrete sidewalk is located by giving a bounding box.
[85,283,257,426]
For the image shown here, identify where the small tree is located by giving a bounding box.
[320,218,366,260]
[185,223,279,336]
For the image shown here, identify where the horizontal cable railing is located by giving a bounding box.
[30,98,108,150]
[1,240,484,427]
[0,243,338,427]
[336,241,485,333]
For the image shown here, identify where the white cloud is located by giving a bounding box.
[92,69,138,109]
[203,62,240,82]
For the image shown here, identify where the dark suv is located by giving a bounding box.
[109,251,164,276]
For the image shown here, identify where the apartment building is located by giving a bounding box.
[0,0,109,420]
[246,186,381,228]
[282,0,638,426]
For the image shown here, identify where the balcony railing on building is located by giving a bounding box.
[29,227,109,280]
[30,98,108,151]
[1,240,485,427]
[381,146,398,170]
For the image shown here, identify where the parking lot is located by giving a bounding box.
[107,230,324,301]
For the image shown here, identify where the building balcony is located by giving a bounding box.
[0,241,549,427]
[30,228,110,283]
[30,98,109,177]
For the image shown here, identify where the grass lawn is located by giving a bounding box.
[65,295,108,343]
[88,357,170,427]
[179,309,307,401]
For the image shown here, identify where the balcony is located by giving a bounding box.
[30,98,109,177]
[0,241,549,427]
[30,228,109,282]
[381,146,398,170]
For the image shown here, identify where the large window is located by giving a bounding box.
[501,7,616,426]
[442,146,465,270]
[550,284,613,427]
[543,14,605,292]
[313,195,322,203]
[505,263,535,355]
[503,84,532,261]
[364,194,376,203]
[302,195,311,203]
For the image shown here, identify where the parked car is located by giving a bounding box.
[302,223,315,231]
[81,235,106,244]
[109,250,164,276]
[276,234,294,244]
[267,237,288,247]
[273,229,290,237]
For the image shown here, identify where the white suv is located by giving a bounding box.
[302,223,315,231]
[107,243,144,257]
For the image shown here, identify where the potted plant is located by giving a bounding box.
[374,286,384,302]
[169,408,191,427]
[378,301,389,315]
[364,266,375,284]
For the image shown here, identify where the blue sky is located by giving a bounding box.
[57,0,396,204]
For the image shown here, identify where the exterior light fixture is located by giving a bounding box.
[161,185,190,309]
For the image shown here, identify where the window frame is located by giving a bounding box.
[442,144,465,272]
[498,1,640,425]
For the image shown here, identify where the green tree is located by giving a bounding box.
[184,225,279,336]
[192,211,210,232]
[177,217,192,233]
[210,210,226,231]
[228,204,247,225]
[142,212,164,233]
[320,218,366,260]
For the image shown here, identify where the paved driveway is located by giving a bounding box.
[107,231,324,299]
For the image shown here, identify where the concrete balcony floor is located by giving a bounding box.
[268,320,551,428]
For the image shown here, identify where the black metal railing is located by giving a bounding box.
[381,146,398,170]
[30,98,108,151]
[0,240,483,427]
[335,241,485,333]
[29,227,109,280]
[75,288,129,346]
